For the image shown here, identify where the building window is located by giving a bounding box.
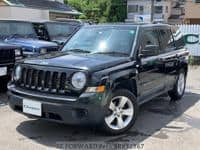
[139,6,144,14]
[194,0,200,3]
[166,6,168,13]
[154,6,163,14]
[128,5,138,13]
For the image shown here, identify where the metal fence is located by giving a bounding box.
[177,24,200,56]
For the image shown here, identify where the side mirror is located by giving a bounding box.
[140,45,158,58]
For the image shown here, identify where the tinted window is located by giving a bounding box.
[171,27,185,49]
[46,22,78,38]
[0,22,37,39]
[62,27,136,56]
[140,30,159,57]
[159,29,176,53]
[128,5,138,13]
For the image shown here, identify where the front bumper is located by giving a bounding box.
[8,85,108,125]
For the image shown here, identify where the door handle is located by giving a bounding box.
[158,57,167,62]
[158,57,178,63]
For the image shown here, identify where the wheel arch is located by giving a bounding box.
[179,62,188,76]
[112,78,138,97]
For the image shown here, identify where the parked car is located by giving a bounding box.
[0,20,58,57]
[0,42,23,90]
[33,20,83,46]
[8,24,189,135]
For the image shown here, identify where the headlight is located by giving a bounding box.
[14,65,22,81]
[15,49,21,56]
[71,72,86,90]
[40,48,47,54]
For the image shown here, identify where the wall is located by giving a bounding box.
[127,0,172,22]
[49,12,75,20]
[178,24,200,56]
[0,6,49,21]
[185,0,200,19]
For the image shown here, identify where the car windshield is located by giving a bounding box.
[0,22,37,40]
[46,22,78,39]
[62,26,137,56]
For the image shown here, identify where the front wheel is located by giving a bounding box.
[102,89,138,135]
[168,70,186,101]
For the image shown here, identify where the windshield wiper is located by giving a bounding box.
[92,51,129,56]
[67,49,91,53]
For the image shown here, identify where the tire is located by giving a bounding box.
[168,70,186,101]
[102,89,138,135]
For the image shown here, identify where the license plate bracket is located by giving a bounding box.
[23,99,42,117]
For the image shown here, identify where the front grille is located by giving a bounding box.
[47,47,58,52]
[0,49,15,64]
[18,67,76,96]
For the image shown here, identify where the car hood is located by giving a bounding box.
[22,52,130,72]
[0,42,20,50]
[5,38,58,48]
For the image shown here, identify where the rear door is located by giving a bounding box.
[157,27,179,89]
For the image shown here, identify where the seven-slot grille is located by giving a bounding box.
[18,67,70,95]
[0,49,15,64]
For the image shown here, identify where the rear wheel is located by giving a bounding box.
[168,70,186,101]
[102,89,138,135]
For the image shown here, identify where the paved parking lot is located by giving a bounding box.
[0,66,200,150]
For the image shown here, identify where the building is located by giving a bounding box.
[168,0,185,24]
[0,0,81,21]
[126,0,184,24]
[184,0,200,24]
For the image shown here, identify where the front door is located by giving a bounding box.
[137,29,165,103]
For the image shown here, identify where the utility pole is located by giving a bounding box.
[151,0,155,22]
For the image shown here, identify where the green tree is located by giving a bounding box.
[107,0,127,22]
[65,0,127,23]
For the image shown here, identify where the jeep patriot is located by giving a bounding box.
[8,24,189,134]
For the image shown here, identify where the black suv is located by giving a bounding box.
[0,42,22,90]
[8,24,189,134]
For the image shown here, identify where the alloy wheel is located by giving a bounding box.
[105,96,134,130]
[177,73,185,95]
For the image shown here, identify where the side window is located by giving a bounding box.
[159,29,176,53]
[171,27,185,49]
[140,30,159,58]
